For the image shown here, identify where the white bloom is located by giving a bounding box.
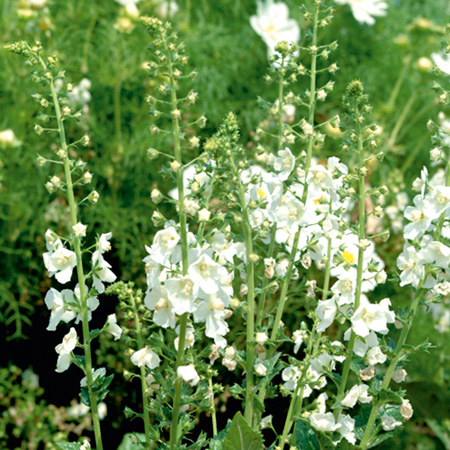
[145,284,177,328]
[188,254,223,294]
[334,0,388,25]
[256,332,268,346]
[392,368,407,383]
[255,362,267,376]
[365,346,386,366]
[105,314,122,340]
[198,208,211,222]
[420,240,450,268]
[400,399,413,420]
[273,148,295,181]
[337,414,356,444]
[177,364,200,386]
[155,0,179,18]
[316,296,337,332]
[403,195,432,240]
[43,244,77,284]
[381,415,402,431]
[194,293,230,348]
[67,79,92,106]
[55,327,78,373]
[146,227,180,265]
[165,275,198,315]
[310,412,340,432]
[250,0,300,59]
[184,198,200,216]
[80,368,106,387]
[260,415,273,430]
[0,129,16,146]
[92,233,116,294]
[98,402,107,420]
[44,288,77,331]
[80,439,91,450]
[341,384,373,408]
[351,297,395,337]
[68,402,90,418]
[432,51,450,75]
[72,222,87,238]
[292,329,307,353]
[397,243,425,288]
[131,347,160,369]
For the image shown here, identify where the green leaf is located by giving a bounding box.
[377,388,403,405]
[294,420,320,450]
[222,412,264,450]
[56,443,82,450]
[116,432,147,450]
[367,431,396,449]
[124,406,144,420]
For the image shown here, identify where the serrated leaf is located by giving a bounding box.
[222,412,264,450]
[367,431,396,449]
[228,384,244,398]
[124,406,144,420]
[117,432,147,450]
[378,388,403,405]
[294,420,320,450]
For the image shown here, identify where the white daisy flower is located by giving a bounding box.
[334,0,388,25]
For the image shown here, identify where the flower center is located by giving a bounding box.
[343,250,355,264]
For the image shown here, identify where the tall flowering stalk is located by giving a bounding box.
[5,41,119,450]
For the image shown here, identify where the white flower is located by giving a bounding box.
[0,129,16,146]
[68,402,90,418]
[105,314,122,340]
[80,368,106,387]
[80,439,91,450]
[188,254,223,294]
[351,297,395,338]
[194,293,230,348]
[432,51,450,75]
[420,240,450,268]
[92,233,117,294]
[72,222,87,238]
[316,297,337,332]
[165,275,198,315]
[55,327,78,373]
[67,79,92,106]
[44,288,77,331]
[250,0,300,59]
[381,415,402,431]
[146,227,180,265]
[43,244,77,284]
[341,384,373,408]
[310,412,340,432]
[145,284,177,328]
[260,415,273,430]
[337,414,356,444]
[131,347,160,369]
[256,332,268,346]
[98,402,107,420]
[400,399,413,420]
[334,0,388,25]
[198,208,211,222]
[184,198,200,215]
[392,368,407,383]
[403,195,433,240]
[292,329,307,353]
[155,0,179,18]
[365,346,386,366]
[177,364,200,386]
[397,243,425,288]
[273,148,295,181]
[255,363,267,376]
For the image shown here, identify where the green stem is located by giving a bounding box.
[386,91,417,149]
[43,58,103,450]
[386,55,411,111]
[229,157,256,426]
[131,293,152,448]
[334,109,366,418]
[209,376,218,437]
[164,34,190,450]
